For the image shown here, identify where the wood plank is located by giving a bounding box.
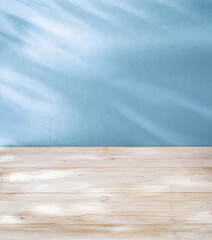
[1,147,212,168]
[1,167,212,193]
[0,224,212,239]
[0,193,212,225]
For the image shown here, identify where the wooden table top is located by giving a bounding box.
[0,147,212,239]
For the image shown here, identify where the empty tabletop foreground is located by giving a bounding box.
[0,147,212,239]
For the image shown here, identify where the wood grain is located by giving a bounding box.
[0,147,212,239]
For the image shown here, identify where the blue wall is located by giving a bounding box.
[0,0,212,146]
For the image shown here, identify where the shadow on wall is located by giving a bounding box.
[0,0,212,146]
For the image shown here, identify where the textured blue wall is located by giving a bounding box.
[0,0,212,146]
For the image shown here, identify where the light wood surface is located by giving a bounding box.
[0,147,212,239]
